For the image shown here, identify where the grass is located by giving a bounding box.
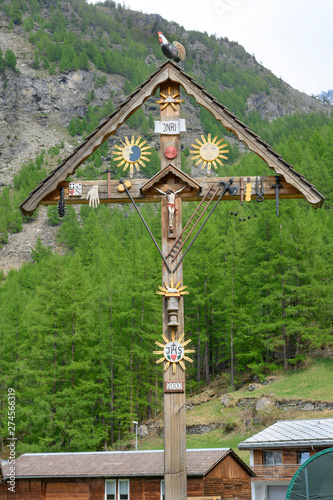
[235,358,333,400]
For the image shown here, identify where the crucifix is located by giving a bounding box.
[19,60,324,500]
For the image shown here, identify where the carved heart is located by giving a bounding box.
[171,354,177,361]
[69,190,74,195]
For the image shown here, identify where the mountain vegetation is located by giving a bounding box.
[139,358,333,462]
[0,0,332,455]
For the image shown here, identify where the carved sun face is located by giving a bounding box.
[190,134,229,176]
[113,136,151,178]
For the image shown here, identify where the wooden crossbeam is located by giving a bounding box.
[40,175,305,206]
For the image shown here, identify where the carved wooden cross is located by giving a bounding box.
[20,61,324,500]
[159,81,187,500]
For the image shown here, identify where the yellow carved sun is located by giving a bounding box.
[155,86,184,110]
[156,279,189,298]
[113,136,151,178]
[190,134,229,176]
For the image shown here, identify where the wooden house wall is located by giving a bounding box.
[252,446,332,482]
[253,446,329,466]
[187,477,204,497]
[253,449,262,465]
[0,479,43,500]
[130,477,145,500]
[91,478,104,500]
[207,454,250,479]
[0,476,246,499]
[203,455,252,500]
[0,478,93,500]
[45,481,90,500]
[131,477,160,500]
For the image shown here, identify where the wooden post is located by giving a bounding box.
[160,81,187,500]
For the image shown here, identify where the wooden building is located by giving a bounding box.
[238,418,333,500]
[0,448,254,500]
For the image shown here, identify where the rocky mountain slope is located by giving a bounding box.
[0,0,329,273]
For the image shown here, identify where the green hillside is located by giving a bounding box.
[137,358,333,464]
[0,0,333,456]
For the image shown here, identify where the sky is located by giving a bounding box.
[87,0,332,96]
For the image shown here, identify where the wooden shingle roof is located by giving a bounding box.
[1,448,254,479]
[238,418,333,449]
[19,60,324,216]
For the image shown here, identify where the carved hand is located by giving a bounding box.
[86,185,100,208]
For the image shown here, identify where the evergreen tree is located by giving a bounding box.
[0,49,6,73]
[4,49,17,71]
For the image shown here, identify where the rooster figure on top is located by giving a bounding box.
[158,31,186,63]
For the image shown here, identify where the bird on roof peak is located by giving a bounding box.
[158,31,186,63]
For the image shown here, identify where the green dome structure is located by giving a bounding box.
[286,447,333,499]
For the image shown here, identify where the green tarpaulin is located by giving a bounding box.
[286,448,333,499]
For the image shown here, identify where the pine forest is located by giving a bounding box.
[0,0,333,454]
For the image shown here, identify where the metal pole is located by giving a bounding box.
[132,421,138,451]
[119,179,172,273]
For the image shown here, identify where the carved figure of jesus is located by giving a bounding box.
[155,186,185,232]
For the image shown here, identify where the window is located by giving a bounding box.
[297,450,310,464]
[105,480,116,500]
[118,480,129,500]
[160,479,164,500]
[105,480,129,500]
[263,450,282,466]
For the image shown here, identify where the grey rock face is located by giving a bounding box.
[137,425,149,438]
[255,397,273,412]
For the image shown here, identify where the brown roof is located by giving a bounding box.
[19,60,324,216]
[1,449,254,479]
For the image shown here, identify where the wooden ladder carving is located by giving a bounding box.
[166,184,221,262]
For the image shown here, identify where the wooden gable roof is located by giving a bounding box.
[19,60,324,216]
[140,163,201,194]
[1,449,255,479]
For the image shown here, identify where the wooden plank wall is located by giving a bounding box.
[207,455,250,479]
[45,482,90,500]
[0,482,7,500]
[91,478,104,500]
[187,477,204,497]
[141,478,160,500]
[253,450,262,465]
[0,479,43,500]
[30,480,43,500]
[203,455,252,500]
[204,478,251,500]
[254,446,329,467]
[130,477,145,500]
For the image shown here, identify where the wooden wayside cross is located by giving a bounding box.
[19,61,324,500]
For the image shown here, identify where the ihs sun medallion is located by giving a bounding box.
[190,134,229,176]
[113,136,151,178]
[153,330,195,374]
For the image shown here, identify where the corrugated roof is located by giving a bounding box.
[238,418,333,449]
[1,448,252,479]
